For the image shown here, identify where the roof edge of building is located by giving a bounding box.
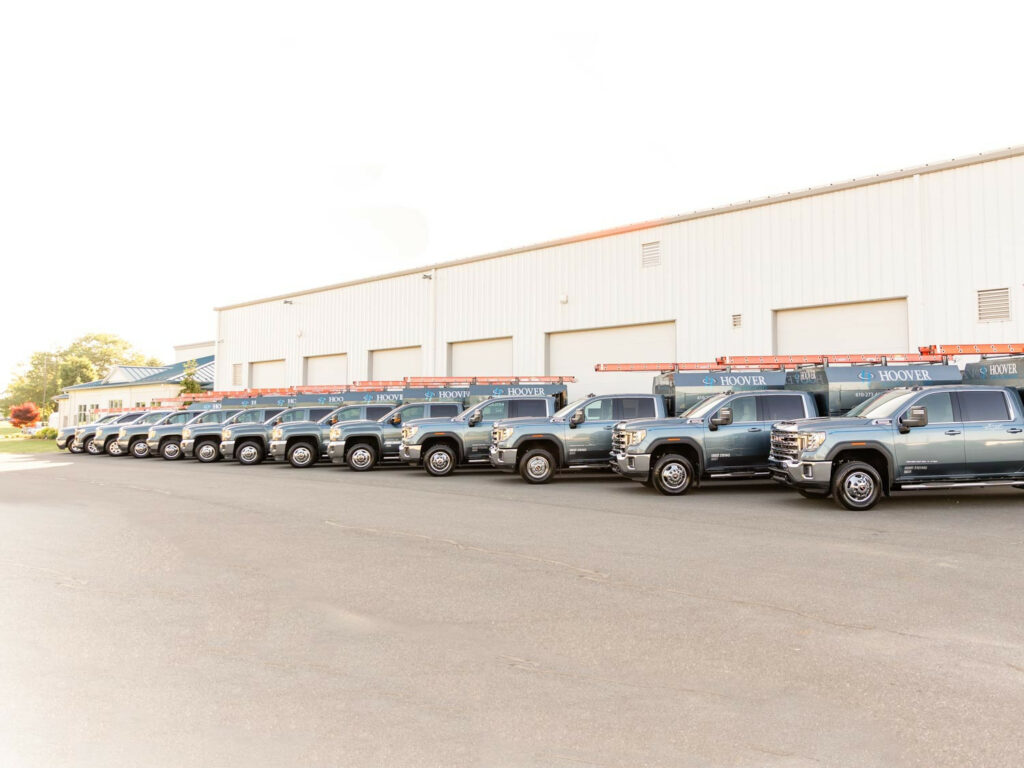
[214,144,1024,312]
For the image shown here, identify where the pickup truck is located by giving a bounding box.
[327,401,464,470]
[117,409,205,458]
[489,394,670,483]
[101,409,175,455]
[610,390,818,494]
[267,403,395,468]
[59,414,119,452]
[769,384,1024,509]
[183,408,279,462]
[399,396,555,476]
[220,406,335,465]
[147,409,236,461]
[74,412,150,455]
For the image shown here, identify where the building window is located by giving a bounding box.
[77,405,88,424]
[135,402,146,408]
[977,288,1010,322]
[732,313,742,328]
[109,399,123,410]
[641,241,661,268]
[232,363,243,386]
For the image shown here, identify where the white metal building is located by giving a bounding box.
[214,147,1024,399]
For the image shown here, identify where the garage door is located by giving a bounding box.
[449,337,513,377]
[546,322,676,399]
[775,299,909,355]
[370,346,421,380]
[249,359,286,389]
[304,354,349,386]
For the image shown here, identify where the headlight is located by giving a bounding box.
[95,429,103,438]
[329,427,341,440]
[222,429,232,439]
[182,428,192,438]
[402,425,419,441]
[118,428,126,437]
[271,427,282,440]
[494,427,514,442]
[148,429,156,438]
[799,432,827,452]
[625,429,647,446]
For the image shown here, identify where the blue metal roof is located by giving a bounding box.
[64,356,215,391]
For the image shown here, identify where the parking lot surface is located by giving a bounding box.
[1,452,1023,767]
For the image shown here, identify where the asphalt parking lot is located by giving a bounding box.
[1,453,1022,767]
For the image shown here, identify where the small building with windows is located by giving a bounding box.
[54,355,215,428]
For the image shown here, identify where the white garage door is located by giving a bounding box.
[249,359,286,389]
[370,346,421,380]
[304,354,349,386]
[775,299,909,355]
[547,322,676,399]
[449,337,513,377]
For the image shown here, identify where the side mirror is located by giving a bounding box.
[569,409,585,428]
[468,411,482,427]
[709,407,733,431]
[390,414,402,425]
[899,405,928,433]
[329,417,337,425]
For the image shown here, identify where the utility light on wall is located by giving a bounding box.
[559,294,569,304]
[282,300,293,305]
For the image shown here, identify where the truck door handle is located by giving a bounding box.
[1008,428,1023,434]
[747,427,762,432]
[945,430,961,436]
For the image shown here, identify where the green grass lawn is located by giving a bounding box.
[0,425,22,436]
[0,438,62,454]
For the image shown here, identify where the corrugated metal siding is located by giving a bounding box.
[215,154,1024,389]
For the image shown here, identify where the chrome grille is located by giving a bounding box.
[770,429,801,461]
[490,428,501,444]
[611,430,628,453]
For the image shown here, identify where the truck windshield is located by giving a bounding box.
[843,389,919,418]
[139,411,170,425]
[681,394,731,419]
[553,399,588,419]
[377,407,402,423]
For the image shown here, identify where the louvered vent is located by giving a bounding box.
[977,288,1010,322]
[231,363,243,386]
[732,314,742,328]
[641,241,661,267]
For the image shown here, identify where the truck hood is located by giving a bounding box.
[774,417,879,431]
[402,416,462,429]
[491,417,556,429]
[616,417,700,431]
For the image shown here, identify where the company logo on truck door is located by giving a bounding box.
[876,369,933,382]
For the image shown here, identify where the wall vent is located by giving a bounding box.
[732,313,743,328]
[977,288,1010,322]
[641,241,661,268]
[231,363,243,386]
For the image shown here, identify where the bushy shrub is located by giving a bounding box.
[32,427,58,440]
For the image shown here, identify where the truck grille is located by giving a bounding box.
[770,429,801,461]
[611,430,628,453]
[490,428,501,443]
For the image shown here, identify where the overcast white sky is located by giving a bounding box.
[1,0,1022,384]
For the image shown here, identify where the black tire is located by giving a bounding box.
[104,437,123,456]
[160,439,184,461]
[130,438,150,458]
[68,439,84,454]
[423,443,457,477]
[650,454,695,496]
[832,461,882,511]
[797,489,829,499]
[84,437,101,455]
[287,440,318,468]
[519,448,555,484]
[345,443,377,471]
[236,440,264,466]
[195,440,221,463]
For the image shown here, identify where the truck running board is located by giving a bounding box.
[706,471,772,479]
[898,480,1024,490]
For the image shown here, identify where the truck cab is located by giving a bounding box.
[328,401,464,470]
[182,408,282,462]
[399,396,556,476]
[489,394,669,483]
[269,403,398,468]
[611,390,818,495]
[770,385,1024,509]
[220,406,335,465]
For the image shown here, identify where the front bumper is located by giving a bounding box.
[146,438,161,454]
[57,434,72,449]
[269,440,286,460]
[398,443,422,463]
[327,440,346,465]
[487,444,518,470]
[220,440,236,460]
[180,438,195,458]
[116,437,131,452]
[769,456,832,489]
[610,451,651,480]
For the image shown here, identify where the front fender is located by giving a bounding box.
[509,431,564,463]
[645,435,706,472]
[419,430,467,461]
[824,440,896,486]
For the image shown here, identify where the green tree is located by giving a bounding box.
[178,359,204,395]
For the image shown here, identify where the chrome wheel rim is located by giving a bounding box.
[132,441,149,457]
[163,443,180,459]
[349,448,372,469]
[239,445,258,463]
[107,441,122,455]
[291,446,312,465]
[86,439,100,455]
[660,461,688,490]
[429,450,452,473]
[198,444,217,461]
[843,471,874,503]
[526,456,550,479]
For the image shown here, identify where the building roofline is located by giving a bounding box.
[214,144,1024,312]
[174,340,216,349]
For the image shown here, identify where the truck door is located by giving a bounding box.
[565,398,619,464]
[894,391,965,480]
[703,395,764,470]
[956,390,1024,477]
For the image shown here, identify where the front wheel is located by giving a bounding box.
[195,440,221,463]
[423,444,456,477]
[105,438,123,456]
[236,441,264,466]
[519,448,555,484]
[85,437,101,455]
[130,438,150,458]
[832,461,882,511]
[69,440,84,455]
[160,440,183,461]
[651,454,695,496]
[345,443,377,471]
[287,441,317,468]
